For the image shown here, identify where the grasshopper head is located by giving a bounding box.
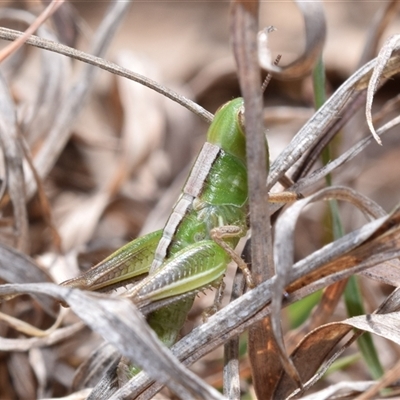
[206,98,247,164]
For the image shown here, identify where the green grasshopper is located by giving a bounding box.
[62,97,294,376]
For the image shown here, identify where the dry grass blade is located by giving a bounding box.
[0,74,28,252]
[366,34,400,145]
[0,243,51,284]
[0,306,65,337]
[274,323,354,399]
[276,185,386,273]
[287,203,400,293]
[347,313,400,345]
[285,279,349,355]
[258,1,326,79]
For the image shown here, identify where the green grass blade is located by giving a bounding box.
[344,276,384,379]
[313,56,384,380]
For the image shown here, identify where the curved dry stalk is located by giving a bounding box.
[258,1,326,79]
[0,27,213,124]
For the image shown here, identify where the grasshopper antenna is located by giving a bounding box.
[261,54,281,93]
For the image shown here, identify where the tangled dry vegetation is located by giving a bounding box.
[1,1,400,399]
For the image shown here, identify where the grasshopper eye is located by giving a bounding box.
[238,106,245,132]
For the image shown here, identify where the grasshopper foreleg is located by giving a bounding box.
[210,225,254,288]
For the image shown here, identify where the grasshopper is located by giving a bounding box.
[62,97,295,376]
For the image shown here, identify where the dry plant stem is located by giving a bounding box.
[0,76,29,253]
[231,0,291,397]
[0,27,212,124]
[223,271,245,400]
[0,0,64,62]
